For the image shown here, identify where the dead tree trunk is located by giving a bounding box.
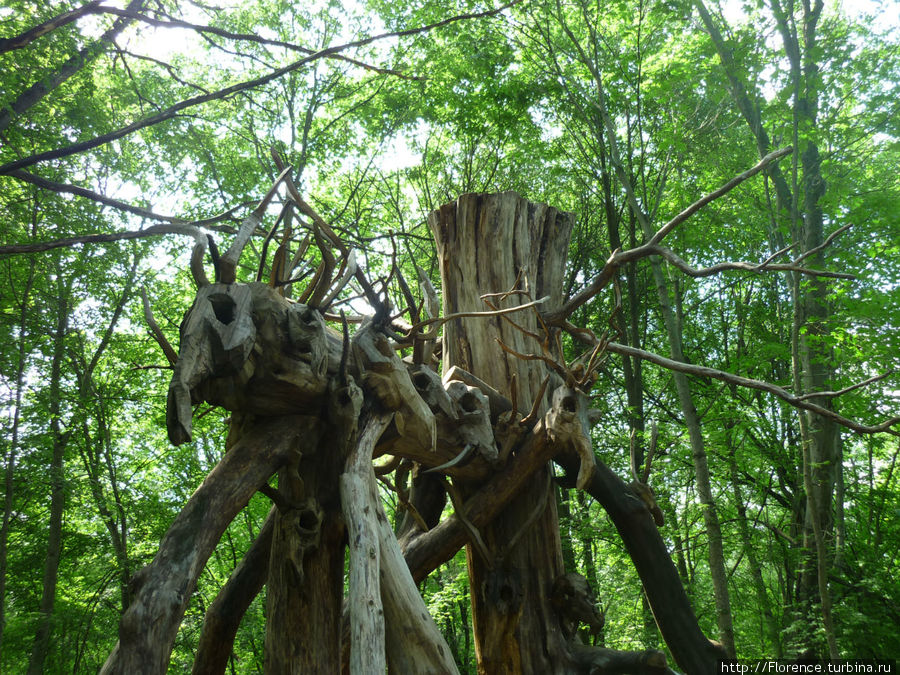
[263,415,345,673]
[429,192,574,673]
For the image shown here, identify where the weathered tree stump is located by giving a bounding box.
[429,192,577,672]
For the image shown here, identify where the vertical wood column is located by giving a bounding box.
[429,192,575,673]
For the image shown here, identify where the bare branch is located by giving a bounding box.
[271,149,386,310]
[6,169,183,222]
[754,242,798,269]
[796,371,895,401]
[407,297,550,339]
[545,234,850,324]
[102,6,420,80]
[496,338,568,382]
[547,149,799,322]
[652,245,855,280]
[0,222,207,256]
[792,223,852,265]
[648,147,793,247]
[599,338,900,436]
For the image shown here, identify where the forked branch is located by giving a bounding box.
[546,147,799,323]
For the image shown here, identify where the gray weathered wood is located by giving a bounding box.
[340,411,390,675]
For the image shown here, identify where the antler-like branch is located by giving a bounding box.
[545,148,799,324]
[405,297,550,342]
[218,166,291,284]
[271,149,384,311]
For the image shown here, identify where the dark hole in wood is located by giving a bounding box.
[459,392,479,413]
[562,395,576,413]
[208,293,236,325]
[411,371,431,391]
[297,509,320,533]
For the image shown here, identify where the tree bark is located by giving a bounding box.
[263,420,343,673]
[340,408,388,675]
[340,397,461,673]
[429,192,575,673]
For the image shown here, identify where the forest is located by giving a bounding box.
[1,0,899,672]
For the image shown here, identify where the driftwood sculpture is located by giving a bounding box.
[100,146,885,674]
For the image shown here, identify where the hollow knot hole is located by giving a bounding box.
[208,293,236,325]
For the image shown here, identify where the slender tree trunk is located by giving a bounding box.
[727,428,782,656]
[779,0,839,655]
[0,250,36,655]
[834,435,845,568]
[695,0,839,654]
[636,231,736,656]
[557,489,578,573]
[569,23,737,651]
[27,270,72,675]
[429,192,575,673]
[77,414,131,609]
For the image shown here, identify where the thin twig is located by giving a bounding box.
[753,242,798,270]
[408,297,550,338]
